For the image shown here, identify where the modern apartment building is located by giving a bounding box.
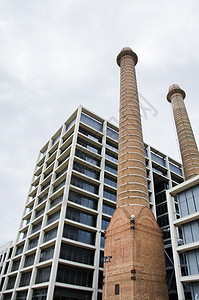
[0,105,186,300]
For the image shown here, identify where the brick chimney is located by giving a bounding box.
[116,47,149,208]
[167,84,199,180]
[102,48,169,300]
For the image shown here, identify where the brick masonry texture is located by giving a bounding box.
[102,205,169,299]
[103,48,169,299]
[167,84,199,180]
[116,48,149,208]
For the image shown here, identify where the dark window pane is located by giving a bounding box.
[28,237,38,250]
[40,246,54,262]
[11,259,20,272]
[115,284,120,295]
[50,195,63,208]
[35,266,51,284]
[15,244,24,256]
[54,286,92,300]
[66,207,96,227]
[75,149,100,167]
[80,113,103,132]
[32,222,42,234]
[79,126,102,143]
[77,137,101,154]
[32,288,48,300]
[102,203,115,216]
[63,224,95,245]
[68,190,97,210]
[71,176,99,195]
[56,264,93,287]
[19,271,31,287]
[24,253,35,267]
[16,291,28,300]
[47,210,60,225]
[60,243,94,265]
[7,275,16,289]
[73,162,99,180]
[43,227,57,243]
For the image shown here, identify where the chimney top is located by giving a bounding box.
[117,47,138,67]
[167,84,186,103]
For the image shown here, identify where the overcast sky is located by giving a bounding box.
[0,0,199,246]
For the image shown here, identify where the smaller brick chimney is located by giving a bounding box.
[167,84,199,180]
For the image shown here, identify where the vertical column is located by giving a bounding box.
[116,47,149,207]
[167,84,199,180]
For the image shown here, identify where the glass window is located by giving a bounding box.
[43,227,57,243]
[55,167,68,180]
[71,176,99,195]
[63,224,95,245]
[98,270,103,289]
[102,203,115,216]
[7,275,16,289]
[16,291,28,300]
[73,162,99,180]
[106,141,118,152]
[80,113,103,132]
[56,263,93,287]
[157,214,169,228]
[35,266,51,284]
[151,153,166,167]
[77,137,101,154]
[66,207,96,227]
[106,127,119,141]
[11,259,20,272]
[65,118,76,132]
[40,246,54,262]
[58,153,70,166]
[103,188,117,202]
[50,195,63,208]
[101,218,110,230]
[105,151,118,163]
[32,288,48,300]
[47,210,60,225]
[75,149,100,167]
[24,253,35,268]
[156,202,168,217]
[19,271,31,287]
[169,162,182,176]
[99,251,104,268]
[31,222,42,234]
[60,243,94,265]
[105,163,117,175]
[53,180,66,193]
[68,190,98,210]
[3,293,12,300]
[79,126,102,143]
[53,286,92,300]
[28,237,38,250]
[15,244,24,256]
[38,194,48,204]
[35,207,45,219]
[104,175,117,188]
[41,180,50,192]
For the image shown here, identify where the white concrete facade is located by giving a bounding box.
[167,175,199,300]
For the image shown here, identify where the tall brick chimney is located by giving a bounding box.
[167,84,199,180]
[116,47,149,208]
[102,48,169,300]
